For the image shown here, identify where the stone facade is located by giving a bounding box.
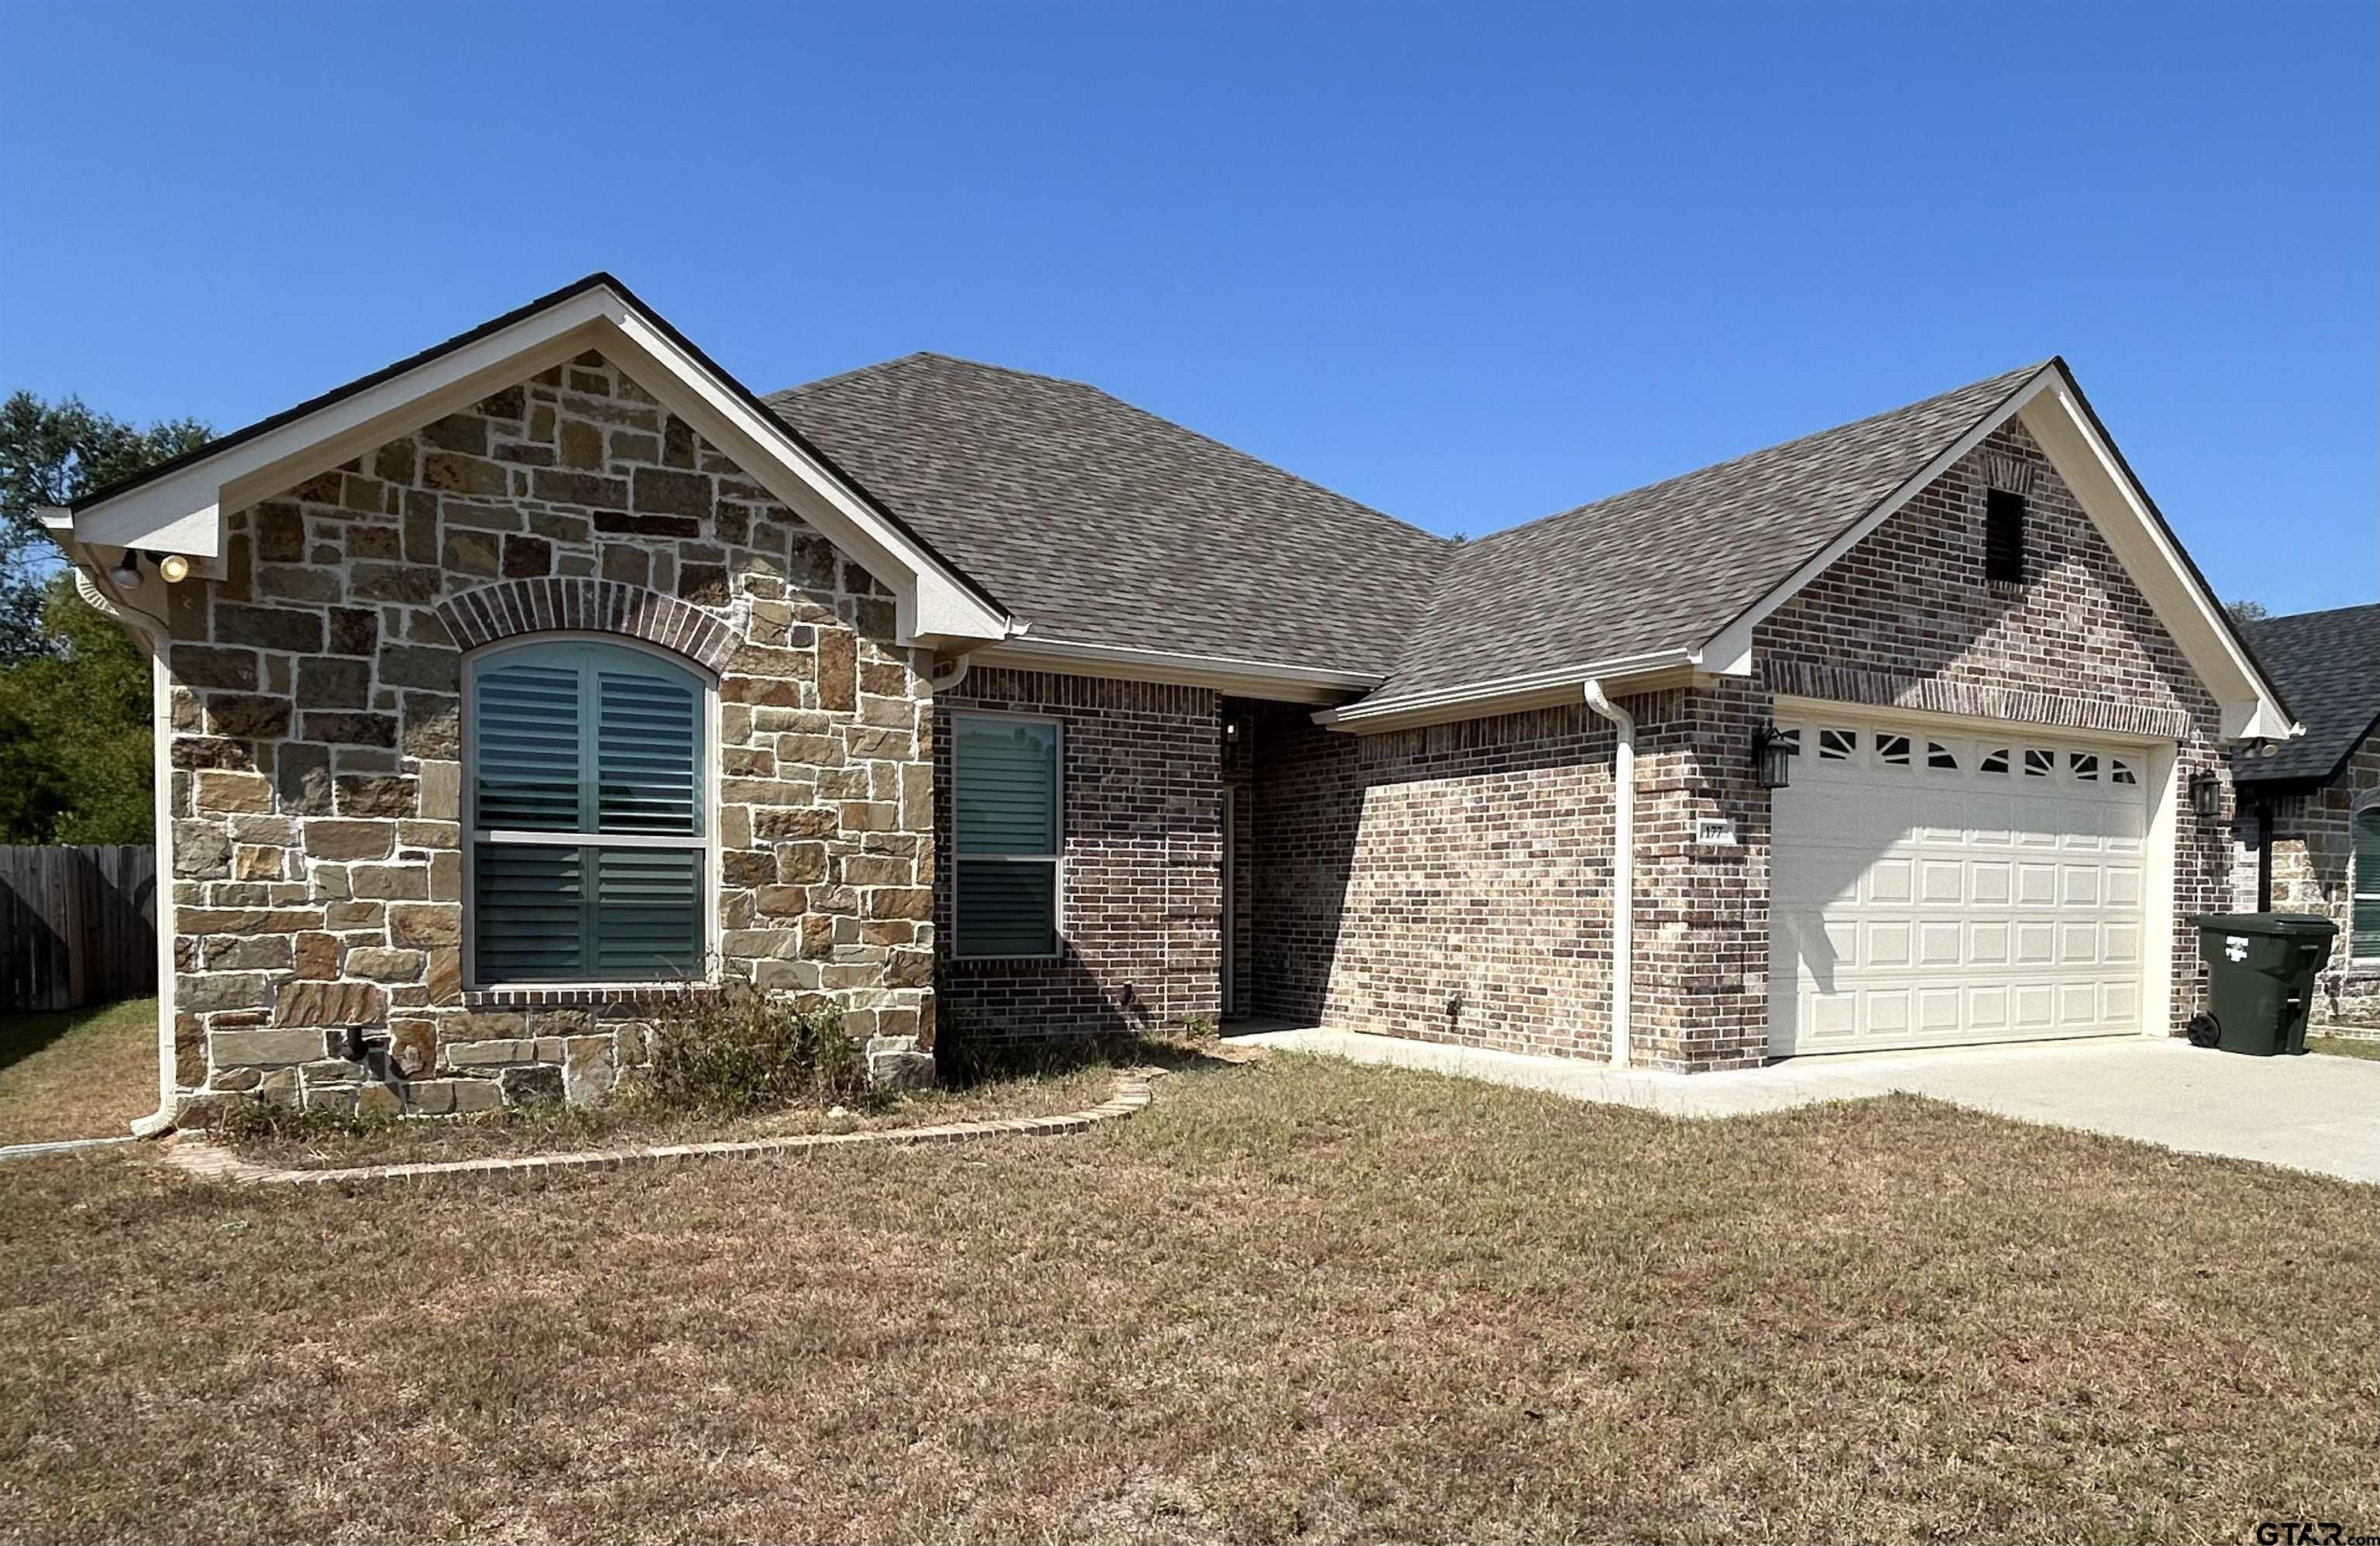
[2236,738,2380,1032]
[1247,421,2237,1069]
[930,668,1222,1049]
[165,349,934,1117]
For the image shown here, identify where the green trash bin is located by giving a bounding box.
[2187,913,2338,1056]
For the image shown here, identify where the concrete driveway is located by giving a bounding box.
[1235,1028,2380,1185]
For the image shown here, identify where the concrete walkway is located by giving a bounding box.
[1234,1027,2380,1185]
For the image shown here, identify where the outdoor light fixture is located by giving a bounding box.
[2189,773,2221,820]
[107,556,142,590]
[1752,725,1794,790]
[146,551,191,583]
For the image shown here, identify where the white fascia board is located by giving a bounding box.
[1694,361,2293,744]
[2014,385,2296,742]
[975,635,1382,704]
[1697,364,2062,677]
[61,282,1011,651]
[603,308,1008,647]
[1315,650,1698,734]
[74,288,626,558]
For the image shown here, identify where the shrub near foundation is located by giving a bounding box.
[646,986,871,1114]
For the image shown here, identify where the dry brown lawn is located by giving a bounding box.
[0,997,156,1147]
[2,1052,2374,1544]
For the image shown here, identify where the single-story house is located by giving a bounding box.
[2229,602,2379,1029]
[40,274,2299,1128]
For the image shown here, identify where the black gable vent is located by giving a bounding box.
[1985,487,2027,584]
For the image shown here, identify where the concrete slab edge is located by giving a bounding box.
[0,1135,140,1164]
[157,1073,1154,1189]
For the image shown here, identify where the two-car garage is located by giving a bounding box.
[1766,711,2158,1057]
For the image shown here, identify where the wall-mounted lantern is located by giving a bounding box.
[1752,725,1795,790]
[2189,772,2221,821]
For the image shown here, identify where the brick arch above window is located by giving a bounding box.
[433,578,741,673]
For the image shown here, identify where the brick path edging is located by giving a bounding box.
[160,1073,1154,1188]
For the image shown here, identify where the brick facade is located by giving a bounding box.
[930,668,1222,1048]
[1752,420,2233,1038]
[1249,420,2237,1069]
[165,349,934,1117]
[1250,700,1623,1058]
[2235,741,2380,1032]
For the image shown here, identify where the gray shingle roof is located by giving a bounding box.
[1377,363,2048,697]
[769,353,2064,702]
[767,353,1448,676]
[2237,603,2380,785]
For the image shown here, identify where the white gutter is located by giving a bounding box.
[1580,679,1634,1069]
[975,633,1382,704]
[57,546,181,1136]
[1317,649,1697,734]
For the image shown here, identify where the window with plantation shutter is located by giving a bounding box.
[953,714,1061,958]
[2354,806,2380,964]
[468,640,707,984]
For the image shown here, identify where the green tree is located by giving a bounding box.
[0,577,157,842]
[1,391,211,660]
[0,393,212,843]
[2227,598,2272,626]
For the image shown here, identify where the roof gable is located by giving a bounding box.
[1379,363,2045,699]
[51,276,1010,649]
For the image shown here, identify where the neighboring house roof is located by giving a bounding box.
[1380,363,2044,697]
[2236,603,2380,785]
[766,353,1448,677]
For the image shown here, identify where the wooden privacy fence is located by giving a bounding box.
[0,845,157,1014]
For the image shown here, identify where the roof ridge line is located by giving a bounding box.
[777,349,1457,553]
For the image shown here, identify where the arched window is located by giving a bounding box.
[466,639,709,985]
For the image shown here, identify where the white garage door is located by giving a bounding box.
[1768,717,2149,1056]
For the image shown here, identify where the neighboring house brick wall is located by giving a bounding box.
[165,349,932,1117]
[2238,739,2380,1031]
[931,668,1221,1047]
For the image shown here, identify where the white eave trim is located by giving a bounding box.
[1316,649,1699,733]
[973,635,1383,704]
[2015,382,2296,742]
[53,281,1010,650]
[1695,361,2297,744]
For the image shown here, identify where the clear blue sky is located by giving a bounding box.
[2,1,2371,615]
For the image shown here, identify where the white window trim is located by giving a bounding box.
[460,632,721,992]
[950,709,1065,962]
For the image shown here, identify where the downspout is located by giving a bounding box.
[1581,680,1634,1068]
[68,563,180,1138]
